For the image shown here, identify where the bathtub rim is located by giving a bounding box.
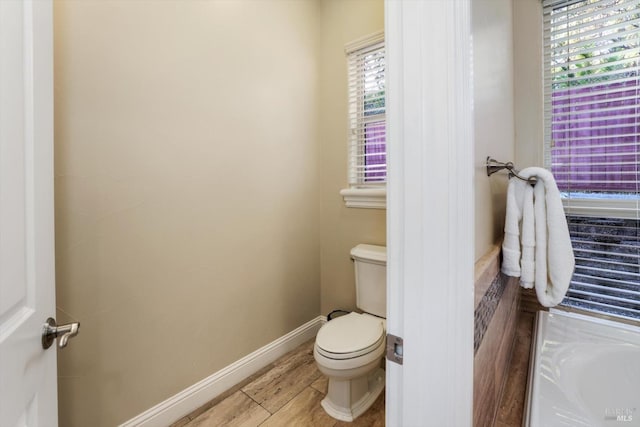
[523,308,640,427]
[549,305,640,329]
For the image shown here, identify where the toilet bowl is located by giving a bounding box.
[314,312,386,422]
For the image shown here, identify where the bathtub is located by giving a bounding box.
[525,310,640,427]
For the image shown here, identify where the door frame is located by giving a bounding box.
[385,1,474,425]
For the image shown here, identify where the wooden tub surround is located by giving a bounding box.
[495,311,535,426]
[473,245,534,427]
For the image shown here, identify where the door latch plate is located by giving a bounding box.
[386,333,403,365]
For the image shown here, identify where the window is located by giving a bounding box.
[543,0,640,320]
[340,32,386,209]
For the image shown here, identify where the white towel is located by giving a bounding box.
[524,167,576,307]
[501,178,526,277]
[501,167,575,307]
[520,183,535,288]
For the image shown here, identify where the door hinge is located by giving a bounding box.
[386,333,403,365]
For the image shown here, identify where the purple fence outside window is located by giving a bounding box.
[551,79,640,193]
[364,121,386,182]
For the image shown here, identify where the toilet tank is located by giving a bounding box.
[351,244,386,318]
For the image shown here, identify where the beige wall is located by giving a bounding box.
[514,0,544,168]
[318,0,386,315]
[473,0,516,260]
[54,1,321,425]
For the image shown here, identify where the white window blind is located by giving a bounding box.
[543,0,640,320]
[346,32,386,187]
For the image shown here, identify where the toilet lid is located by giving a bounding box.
[316,312,384,356]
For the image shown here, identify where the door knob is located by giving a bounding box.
[42,317,80,349]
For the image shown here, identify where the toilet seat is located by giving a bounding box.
[316,313,385,360]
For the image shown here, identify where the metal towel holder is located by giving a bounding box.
[486,157,537,185]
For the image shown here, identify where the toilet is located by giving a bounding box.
[313,244,386,422]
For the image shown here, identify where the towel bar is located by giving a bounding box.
[486,157,537,185]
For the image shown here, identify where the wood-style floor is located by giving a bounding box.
[172,312,535,427]
[171,340,385,427]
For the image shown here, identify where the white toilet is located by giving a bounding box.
[313,244,386,422]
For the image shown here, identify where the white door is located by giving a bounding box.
[385,1,475,425]
[0,1,59,426]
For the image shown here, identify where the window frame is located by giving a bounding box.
[542,0,640,322]
[542,0,640,220]
[340,31,386,209]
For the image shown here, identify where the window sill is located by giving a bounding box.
[561,195,640,219]
[340,188,386,209]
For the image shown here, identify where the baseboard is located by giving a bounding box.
[119,315,325,427]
